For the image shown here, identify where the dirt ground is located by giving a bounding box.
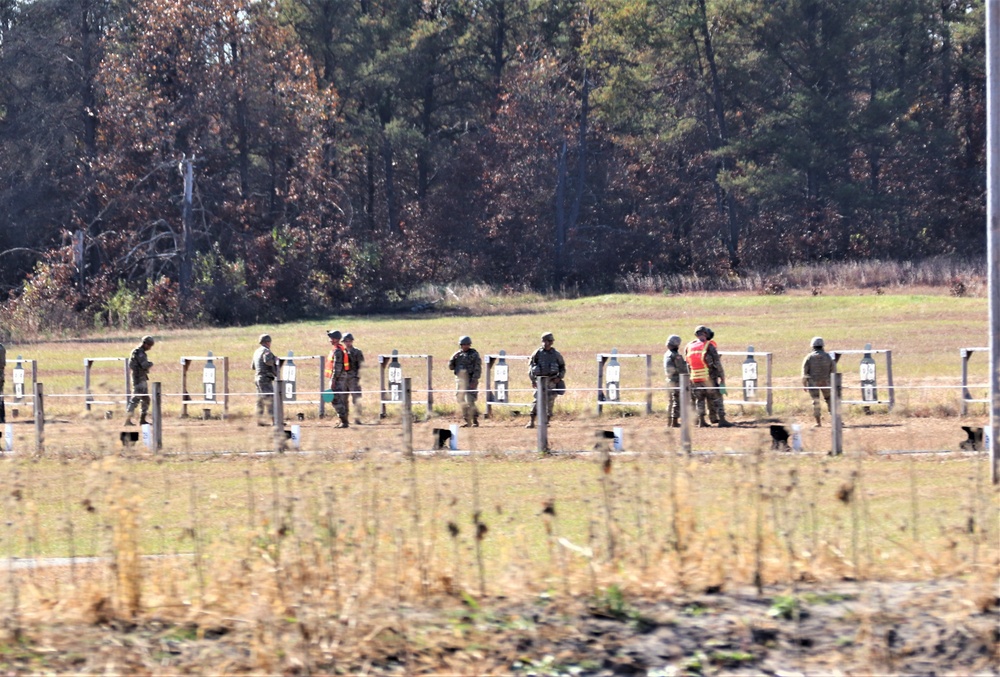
[1,579,996,675]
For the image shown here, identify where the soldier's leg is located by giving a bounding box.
[810,390,822,426]
[708,384,719,423]
[0,383,5,424]
[334,377,350,426]
[527,385,539,428]
[134,382,150,425]
[469,390,479,426]
[695,387,709,427]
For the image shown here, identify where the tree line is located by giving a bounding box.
[0,0,986,330]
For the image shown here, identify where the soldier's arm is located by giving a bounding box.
[557,353,566,379]
[448,354,457,372]
[471,353,483,381]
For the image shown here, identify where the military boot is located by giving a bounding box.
[139,414,149,426]
[668,417,679,428]
[709,412,719,424]
[525,415,536,429]
[124,416,135,427]
[472,414,480,428]
[337,414,350,429]
[716,415,733,428]
[814,413,822,427]
[697,414,709,428]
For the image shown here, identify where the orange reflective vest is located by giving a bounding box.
[324,348,337,381]
[684,339,709,383]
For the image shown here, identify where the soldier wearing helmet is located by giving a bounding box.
[663,335,687,428]
[252,333,278,425]
[124,335,155,426]
[703,327,733,427]
[802,336,835,426]
[683,326,716,427]
[527,332,566,428]
[325,330,351,428]
[448,336,482,427]
[342,333,365,424]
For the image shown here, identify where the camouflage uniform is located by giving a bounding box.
[528,333,566,426]
[0,341,6,424]
[125,337,154,424]
[683,337,713,425]
[663,338,687,425]
[703,333,731,426]
[802,339,835,426]
[252,335,278,419]
[448,338,482,426]
[327,330,352,427]
[343,334,365,423]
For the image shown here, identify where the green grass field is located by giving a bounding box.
[0,290,996,650]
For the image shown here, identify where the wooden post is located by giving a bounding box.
[679,373,691,454]
[402,378,413,460]
[319,355,326,419]
[33,382,44,454]
[537,376,549,453]
[644,354,653,415]
[885,349,895,411]
[830,372,843,456]
[150,381,163,451]
[180,358,190,418]
[425,356,433,420]
[273,380,285,453]
[222,356,230,420]
[84,359,92,412]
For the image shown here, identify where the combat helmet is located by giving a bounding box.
[811,336,824,349]
[327,330,342,340]
[694,325,709,337]
[666,335,681,348]
[459,335,472,345]
[541,332,555,342]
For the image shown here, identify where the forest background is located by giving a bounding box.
[0,0,988,335]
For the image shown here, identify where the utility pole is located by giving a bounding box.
[987,0,999,483]
[180,157,194,301]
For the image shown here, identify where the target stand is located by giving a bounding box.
[277,352,328,418]
[717,347,774,415]
[83,356,131,412]
[378,350,433,420]
[5,356,38,418]
[483,351,533,418]
[179,353,230,419]
[959,347,990,415]
[595,350,653,415]
[831,344,895,411]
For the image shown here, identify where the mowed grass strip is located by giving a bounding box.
[5,291,989,418]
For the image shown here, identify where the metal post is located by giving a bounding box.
[33,382,44,454]
[150,381,162,451]
[402,378,413,459]
[273,379,285,453]
[644,354,653,415]
[679,373,691,454]
[961,349,971,416]
[124,359,131,400]
[537,375,549,453]
[830,373,843,456]
[988,0,1000,483]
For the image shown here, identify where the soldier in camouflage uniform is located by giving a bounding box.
[342,333,365,424]
[327,330,351,428]
[527,332,566,429]
[124,336,155,426]
[704,327,733,427]
[0,340,6,424]
[663,334,687,428]
[802,336,835,427]
[448,336,482,427]
[252,334,278,424]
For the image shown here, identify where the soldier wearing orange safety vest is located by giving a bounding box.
[325,330,351,428]
[684,325,731,428]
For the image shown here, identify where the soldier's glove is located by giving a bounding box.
[719,384,727,396]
